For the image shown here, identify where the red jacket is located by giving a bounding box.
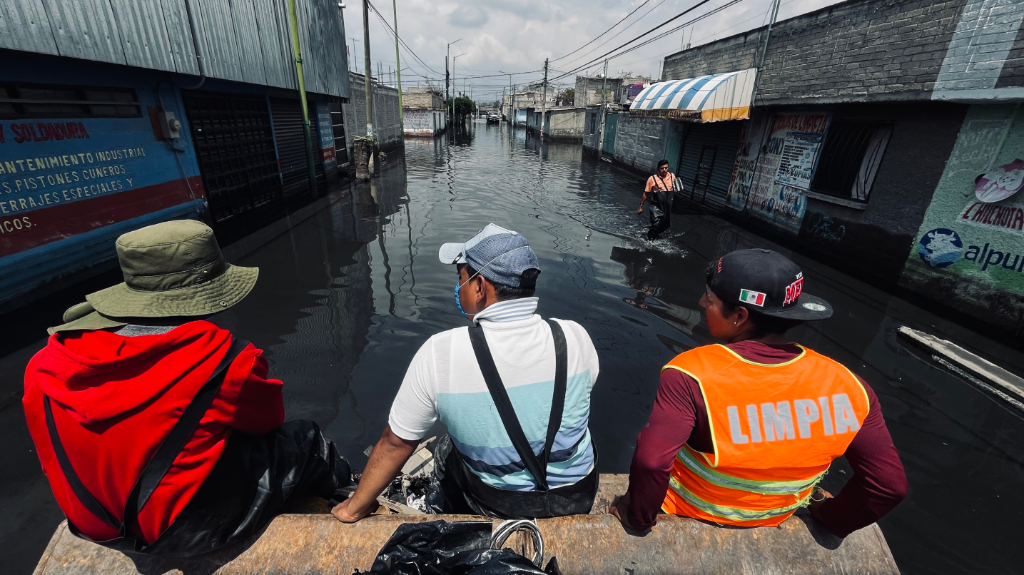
[23,321,284,544]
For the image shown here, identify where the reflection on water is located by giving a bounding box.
[1,120,1023,573]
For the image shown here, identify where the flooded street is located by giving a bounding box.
[3,122,1024,574]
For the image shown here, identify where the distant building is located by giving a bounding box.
[503,91,546,125]
[573,76,624,107]
[402,87,446,137]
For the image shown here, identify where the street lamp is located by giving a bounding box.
[446,39,462,125]
[452,53,467,121]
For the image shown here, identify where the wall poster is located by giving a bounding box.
[727,113,830,235]
[901,104,1024,332]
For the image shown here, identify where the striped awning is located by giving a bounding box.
[630,68,757,122]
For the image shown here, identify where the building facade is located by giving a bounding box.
[603,0,1024,336]
[402,87,445,137]
[0,0,352,313]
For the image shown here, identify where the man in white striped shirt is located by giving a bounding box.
[333,224,601,521]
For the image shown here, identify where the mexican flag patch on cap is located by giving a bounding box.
[739,289,766,307]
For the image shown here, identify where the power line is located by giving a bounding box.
[550,0,653,63]
[554,0,669,70]
[549,0,747,84]
[365,0,442,76]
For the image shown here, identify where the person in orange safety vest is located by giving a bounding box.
[611,249,907,536]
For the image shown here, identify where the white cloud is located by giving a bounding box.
[347,0,846,102]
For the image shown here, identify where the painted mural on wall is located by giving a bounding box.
[727,113,830,235]
[901,104,1024,331]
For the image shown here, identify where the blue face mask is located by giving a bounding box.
[454,281,468,318]
[454,268,482,318]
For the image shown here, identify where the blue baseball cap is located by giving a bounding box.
[438,223,541,287]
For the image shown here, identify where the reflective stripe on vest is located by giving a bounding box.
[660,344,869,527]
[676,446,824,494]
[668,475,814,522]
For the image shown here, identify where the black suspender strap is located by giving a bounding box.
[467,319,567,492]
[540,320,567,473]
[44,396,121,530]
[44,336,249,540]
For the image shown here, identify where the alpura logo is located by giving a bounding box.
[918,228,962,268]
[918,228,1024,273]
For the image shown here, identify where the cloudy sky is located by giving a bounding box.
[345,0,845,103]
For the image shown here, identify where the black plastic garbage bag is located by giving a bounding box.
[355,520,562,575]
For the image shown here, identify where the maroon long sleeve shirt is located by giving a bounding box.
[624,341,908,537]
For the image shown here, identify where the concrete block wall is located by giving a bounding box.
[573,77,623,107]
[612,114,669,173]
[547,108,587,141]
[345,73,403,152]
[661,0,1024,104]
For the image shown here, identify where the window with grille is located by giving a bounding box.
[0,83,141,119]
[810,121,893,203]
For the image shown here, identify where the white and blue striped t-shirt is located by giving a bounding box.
[388,297,599,490]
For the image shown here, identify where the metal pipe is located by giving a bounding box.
[288,0,319,197]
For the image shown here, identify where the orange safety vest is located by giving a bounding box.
[661,344,869,527]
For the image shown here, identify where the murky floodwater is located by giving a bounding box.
[2,122,1023,574]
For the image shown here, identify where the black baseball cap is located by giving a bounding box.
[706,249,833,321]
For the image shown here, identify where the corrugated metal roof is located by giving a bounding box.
[159,0,200,75]
[42,0,126,65]
[191,0,243,82]
[230,0,267,85]
[109,0,177,72]
[0,0,59,55]
[252,0,295,89]
[1,0,349,98]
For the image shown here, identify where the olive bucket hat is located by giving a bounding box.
[83,220,259,319]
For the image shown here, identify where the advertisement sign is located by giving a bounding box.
[0,113,198,259]
[315,102,336,166]
[901,104,1024,330]
[727,113,830,235]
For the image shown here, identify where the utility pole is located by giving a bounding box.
[541,58,548,137]
[351,38,359,73]
[392,0,404,132]
[446,52,450,126]
[287,0,317,197]
[508,74,513,123]
[598,59,609,155]
[362,0,374,137]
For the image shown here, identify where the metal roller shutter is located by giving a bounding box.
[270,96,325,199]
[182,91,283,224]
[677,121,744,210]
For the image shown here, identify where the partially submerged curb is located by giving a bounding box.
[898,326,1024,410]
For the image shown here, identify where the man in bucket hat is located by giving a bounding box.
[333,223,601,521]
[23,220,352,556]
[611,249,907,536]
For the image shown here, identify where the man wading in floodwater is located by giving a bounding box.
[23,220,352,556]
[638,159,678,240]
[611,249,908,536]
[333,224,601,521]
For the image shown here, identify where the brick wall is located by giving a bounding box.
[663,0,981,104]
[403,90,444,110]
